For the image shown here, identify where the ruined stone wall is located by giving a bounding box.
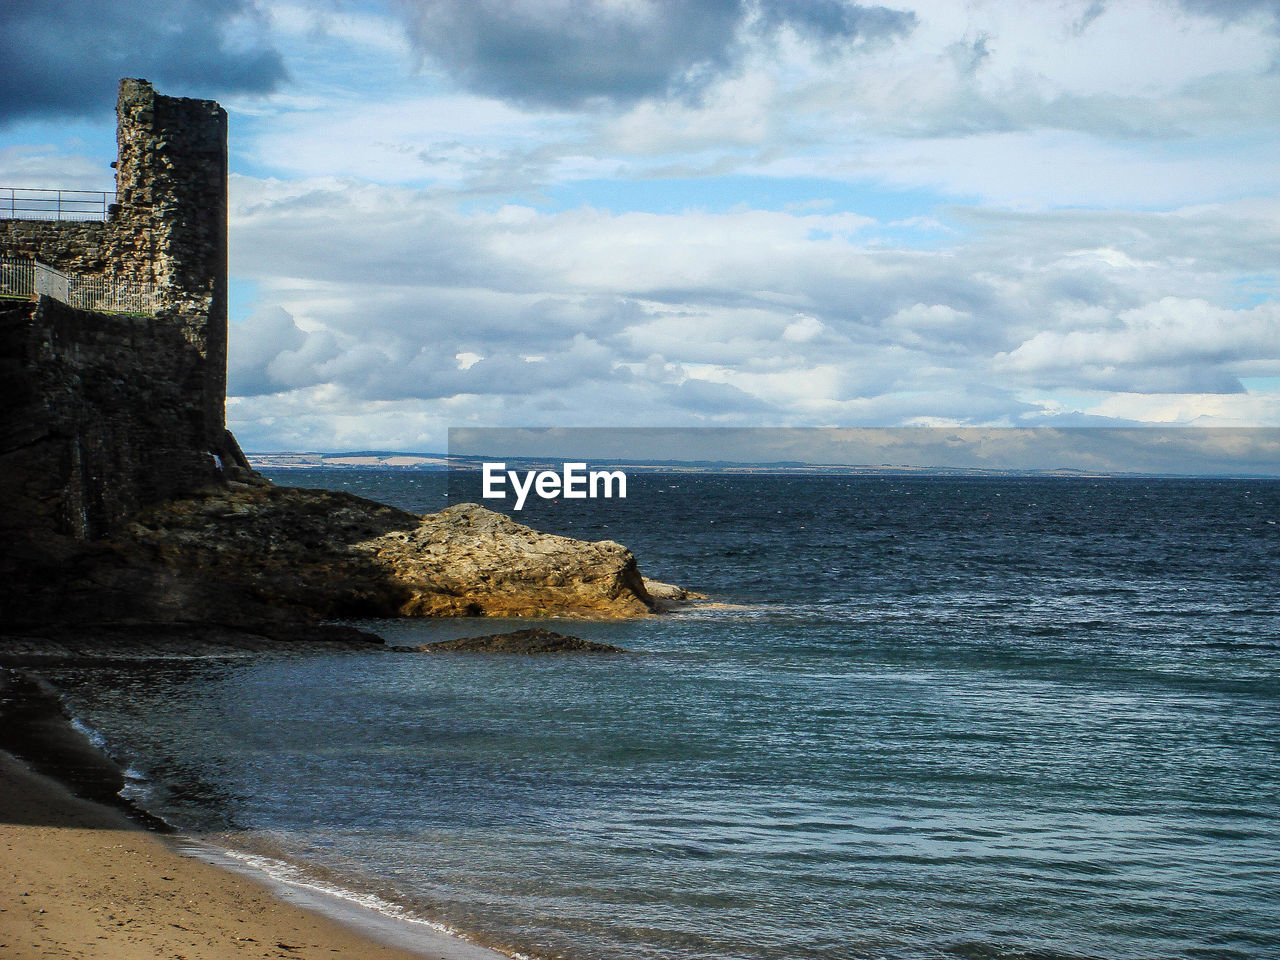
[0,79,248,539]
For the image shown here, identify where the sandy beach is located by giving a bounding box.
[0,750,519,960]
[0,662,510,960]
[0,750,517,960]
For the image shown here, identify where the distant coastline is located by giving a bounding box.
[246,450,1280,479]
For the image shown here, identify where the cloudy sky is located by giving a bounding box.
[3,0,1279,452]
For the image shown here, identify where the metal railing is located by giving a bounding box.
[1,257,34,299]
[1,187,115,222]
[1,256,155,314]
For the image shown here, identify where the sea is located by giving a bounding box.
[42,470,1280,960]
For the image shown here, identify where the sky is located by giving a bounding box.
[2,0,1279,453]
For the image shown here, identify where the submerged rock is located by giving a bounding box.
[408,628,627,654]
[642,577,709,611]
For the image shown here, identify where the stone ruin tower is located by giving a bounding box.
[112,77,231,444]
[0,79,253,539]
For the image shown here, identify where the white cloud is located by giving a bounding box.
[222,168,1280,446]
[0,143,114,191]
[261,1,413,59]
[999,298,1280,382]
[237,94,581,185]
[187,0,1280,444]
[1085,390,1280,426]
[782,314,824,342]
[602,69,779,155]
[221,0,1280,208]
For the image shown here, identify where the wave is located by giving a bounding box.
[184,840,530,960]
[67,713,110,752]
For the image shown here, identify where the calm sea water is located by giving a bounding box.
[47,472,1280,960]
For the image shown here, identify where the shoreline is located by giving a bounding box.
[0,662,515,960]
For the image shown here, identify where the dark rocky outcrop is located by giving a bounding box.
[405,628,627,654]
